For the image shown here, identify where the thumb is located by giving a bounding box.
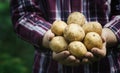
[91,47,106,57]
[49,32,55,41]
[52,51,70,61]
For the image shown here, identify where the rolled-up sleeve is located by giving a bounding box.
[10,0,51,48]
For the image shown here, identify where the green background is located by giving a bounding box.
[0,0,34,73]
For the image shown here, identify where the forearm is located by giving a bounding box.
[102,28,118,48]
[104,16,120,48]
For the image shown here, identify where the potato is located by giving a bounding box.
[68,41,87,58]
[84,32,103,50]
[49,36,68,53]
[51,20,67,36]
[64,24,85,42]
[67,12,86,26]
[82,22,102,35]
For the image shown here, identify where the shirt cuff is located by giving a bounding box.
[17,13,52,48]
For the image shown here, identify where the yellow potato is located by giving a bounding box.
[51,20,67,36]
[64,24,85,42]
[82,21,102,35]
[49,36,68,53]
[84,32,103,50]
[68,41,87,58]
[67,12,86,26]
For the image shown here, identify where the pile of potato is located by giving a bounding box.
[50,12,103,58]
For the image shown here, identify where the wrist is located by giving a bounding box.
[102,28,117,48]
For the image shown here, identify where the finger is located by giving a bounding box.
[91,47,106,57]
[49,32,55,41]
[101,30,107,43]
[50,34,55,40]
[91,41,106,57]
[101,35,106,43]
[65,55,79,62]
[52,51,70,61]
[84,52,94,59]
[48,30,55,41]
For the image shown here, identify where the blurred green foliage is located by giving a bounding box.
[0,0,34,73]
[0,54,27,73]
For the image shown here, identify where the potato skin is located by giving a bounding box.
[64,24,85,42]
[67,12,86,26]
[49,36,68,53]
[51,20,67,36]
[68,41,87,58]
[82,22,102,35]
[84,32,103,50]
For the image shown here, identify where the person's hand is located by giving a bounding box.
[88,40,106,63]
[52,50,81,66]
[84,29,107,63]
[52,50,96,66]
[42,30,55,48]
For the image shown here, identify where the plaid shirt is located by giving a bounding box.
[10,0,120,73]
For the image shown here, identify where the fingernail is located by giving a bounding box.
[92,49,97,53]
[63,51,70,55]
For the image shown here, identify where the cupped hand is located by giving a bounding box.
[52,50,96,66]
[84,30,107,63]
[84,44,106,63]
[52,50,81,66]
